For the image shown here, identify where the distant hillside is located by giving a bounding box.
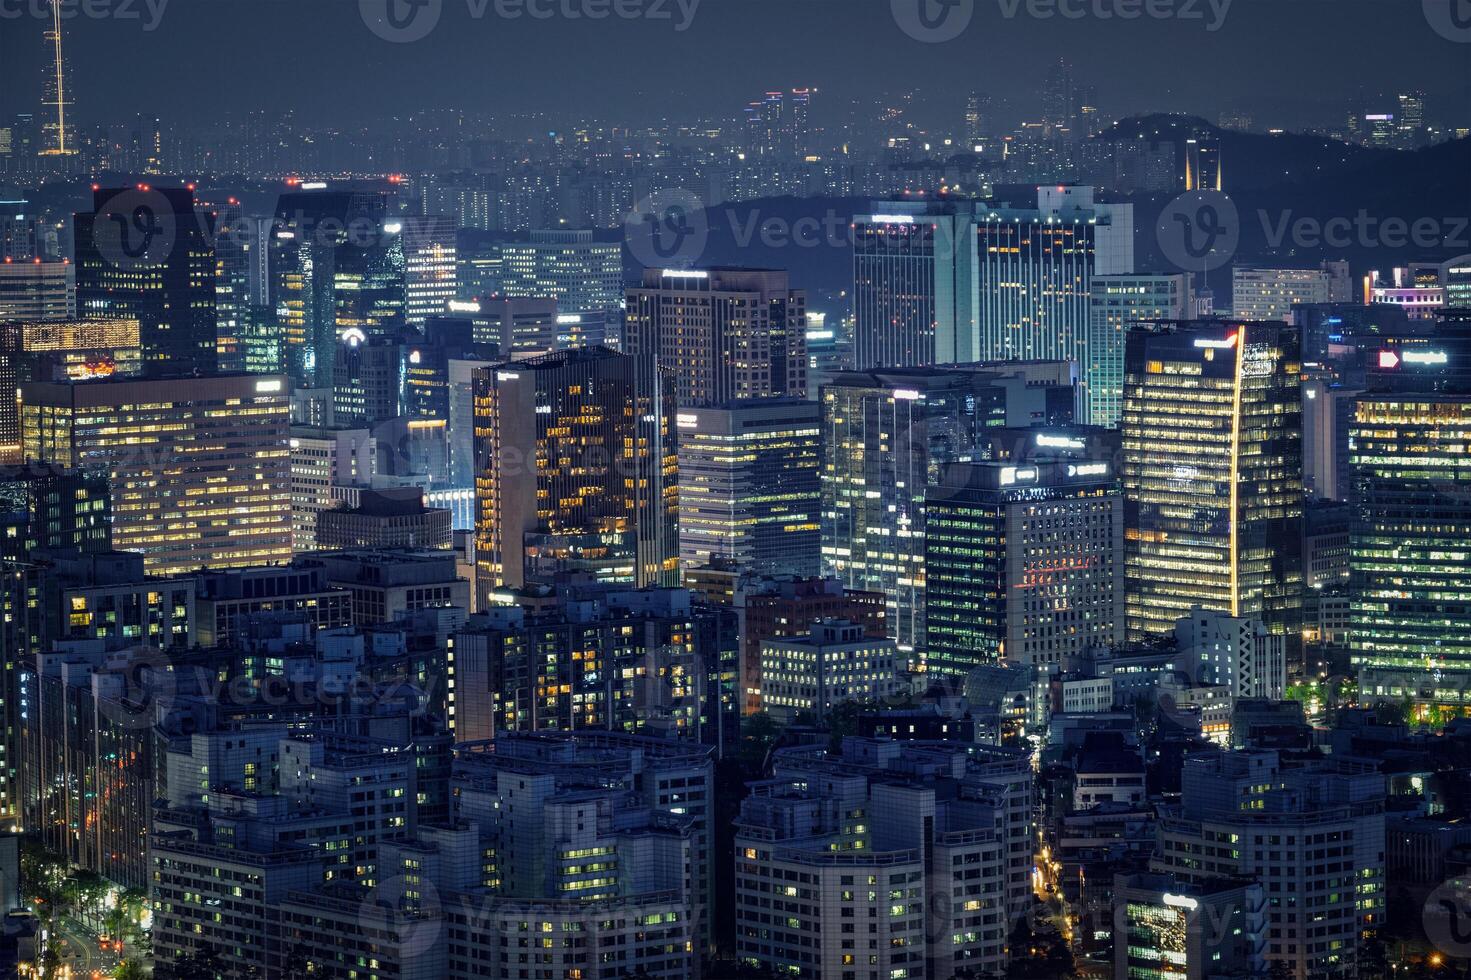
[1097,114,1396,192]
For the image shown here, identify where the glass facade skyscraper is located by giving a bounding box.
[925,451,1124,677]
[1122,320,1303,647]
[74,187,218,376]
[1351,314,1471,714]
[820,366,1004,658]
[1087,273,1190,426]
[472,346,678,606]
[675,398,821,578]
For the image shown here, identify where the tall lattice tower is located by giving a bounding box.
[40,0,76,156]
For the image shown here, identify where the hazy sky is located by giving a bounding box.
[1,0,1468,134]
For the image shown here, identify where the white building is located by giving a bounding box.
[735,739,1034,979]
[1087,273,1190,425]
[1152,751,1385,980]
[1231,265,1343,323]
[760,620,906,724]
[288,424,375,553]
[1175,608,1287,700]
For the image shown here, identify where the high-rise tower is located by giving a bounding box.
[39,0,76,158]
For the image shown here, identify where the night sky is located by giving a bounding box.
[0,0,1468,133]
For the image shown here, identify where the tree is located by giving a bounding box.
[736,712,781,772]
[155,943,227,980]
[115,960,147,980]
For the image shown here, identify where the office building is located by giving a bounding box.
[1152,752,1385,980]
[269,188,398,389]
[625,267,807,406]
[759,620,904,724]
[450,586,736,752]
[1368,265,1444,322]
[449,295,559,354]
[0,316,140,459]
[735,576,887,716]
[924,451,1124,677]
[74,186,217,375]
[676,399,821,577]
[472,346,678,604]
[0,258,72,320]
[454,732,713,959]
[1350,321,1471,710]
[735,739,1033,979]
[1443,257,1471,310]
[402,214,457,326]
[316,486,452,551]
[1231,266,1335,323]
[975,185,1135,367]
[1175,608,1287,700]
[18,646,164,889]
[192,562,353,647]
[496,228,623,326]
[331,331,403,425]
[312,549,469,625]
[1112,873,1266,980]
[1301,376,1363,501]
[1087,273,1190,426]
[1121,321,1303,647]
[0,463,110,562]
[213,202,272,373]
[20,374,292,575]
[288,425,374,553]
[851,201,979,368]
[821,363,1075,656]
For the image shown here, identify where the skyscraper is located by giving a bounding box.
[787,87,813,159]
[496,229,623,334]
[924,448,1124,677]
[74,187,218,376]
[0,258,72,320]
[269,188,396,390]
[964,92,990,148]
[1231,266,1334,322]
[1121,321,1303,646]
[675,398,821,577]
[625,267,806,407]
[821,366,1014,656]
[402,214,457,326]
[0,317,141,460]
[39,0,76,159]
[1350,315,1471,711]
[472,346,677,605]
[20,374,293,575]
[975,185,1134,365]
[1087,273,1191,426]
[851,201,979,369]
[213,201,272,374]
